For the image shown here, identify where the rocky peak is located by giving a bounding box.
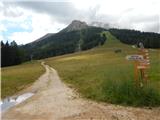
[60,20,88,32]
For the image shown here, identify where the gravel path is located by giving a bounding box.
[2,62,160,120]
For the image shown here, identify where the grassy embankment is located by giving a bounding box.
[46,31,160,106]
[1,61,44,99]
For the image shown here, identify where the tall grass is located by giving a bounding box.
[102,79,160,106]
[1,61,44,99]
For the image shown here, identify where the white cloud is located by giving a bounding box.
[133,21,160,33]
[0,34,4,41]
[8,13,66,44]
[1,2,66,44]
[1,0,160,44]
[8,32,35,44]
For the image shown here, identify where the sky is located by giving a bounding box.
[0,0,160,45]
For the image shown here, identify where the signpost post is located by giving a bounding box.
[126,43,150,86]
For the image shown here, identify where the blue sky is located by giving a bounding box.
[1,16,32,43]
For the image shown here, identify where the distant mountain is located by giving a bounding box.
[31,33,55,43]
[21,20,107,60]
[21,19,160,61]
[60,20,88,33]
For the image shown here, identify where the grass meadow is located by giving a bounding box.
[1,61,44,99]
[1,31,160,106]
[46,32,160,106]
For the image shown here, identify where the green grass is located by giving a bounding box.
[1,31,159,106]
[1,60,45,99]
[45,31,160,106]
[102,79,160,106]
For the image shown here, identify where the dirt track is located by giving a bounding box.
[2,62,160,120]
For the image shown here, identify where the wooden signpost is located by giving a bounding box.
[126,43,150,86]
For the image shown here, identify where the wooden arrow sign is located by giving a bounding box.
[126,55,144,61]
[137,65,150,69]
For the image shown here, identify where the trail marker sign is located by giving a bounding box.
[126,42,150,86]
[126,55,143,61]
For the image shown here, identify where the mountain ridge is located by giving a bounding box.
[21,20,160,61]
[30,33,55,44]
[22,20,107,60]
[29,20,88,45]
[60,20,88,33]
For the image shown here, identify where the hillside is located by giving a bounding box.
[30,33,55,43]
[21,20,106,60]
[60,20,88,33]
[21,22,160,61]
[45,31,160,106]
[2,47,160,119]
[109,29,160,48]
[2,31,160,106]
[1,31,160,120]
[1,61,44,98]
[2,20,160,68]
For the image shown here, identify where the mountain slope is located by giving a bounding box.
[60,20,88,33]
[22,20,107,60]
[21,20,160,61]
[2,40,160,119]
[109,29,160,48]
[31,33,55,43]
[45,31,160,106]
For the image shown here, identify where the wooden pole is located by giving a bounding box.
[134,61,139,86]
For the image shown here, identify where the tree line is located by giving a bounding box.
[109,29,160,48]
[22,27,107,60]
[1,41,25,67]
[1,27,107,67]
[2,28,159,67]
[81,27,107,50]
